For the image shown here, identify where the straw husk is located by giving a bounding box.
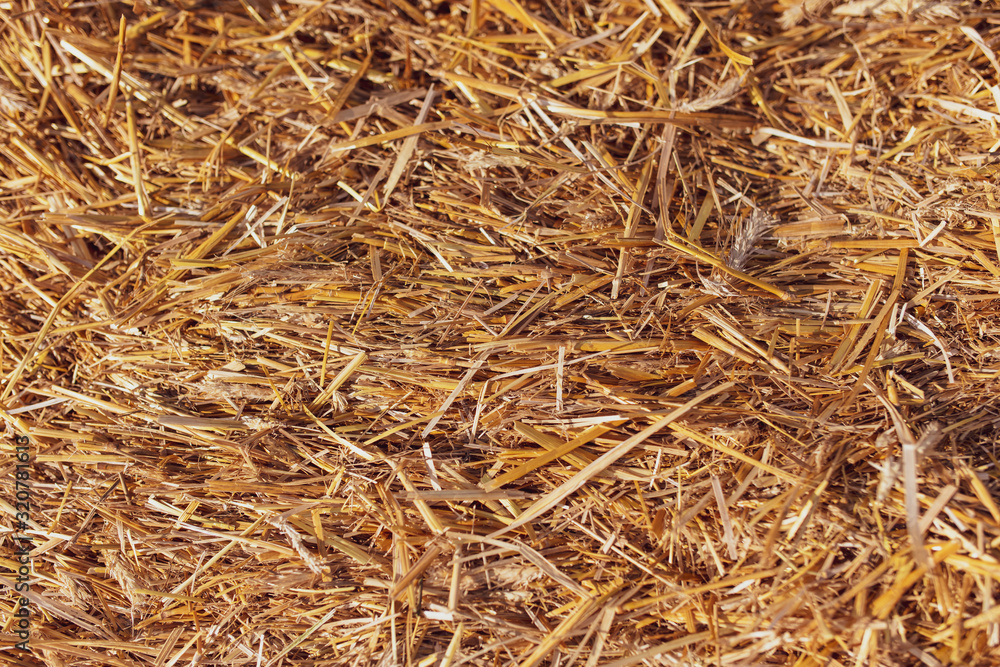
[1,0,1000,665]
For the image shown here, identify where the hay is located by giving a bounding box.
[1,0,1000,664]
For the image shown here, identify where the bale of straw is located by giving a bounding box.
[2,1,1000,664]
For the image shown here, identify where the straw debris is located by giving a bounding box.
[2,0,1000,665]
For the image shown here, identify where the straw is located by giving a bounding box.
[2,1,999,664]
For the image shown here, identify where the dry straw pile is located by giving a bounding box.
[2,0,1000,664]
